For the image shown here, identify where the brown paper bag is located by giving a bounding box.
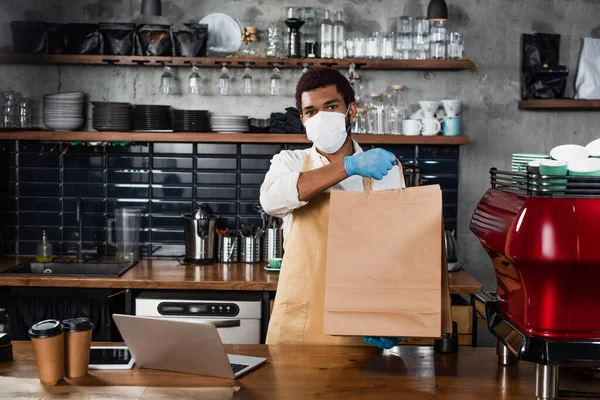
[324,181,452,338]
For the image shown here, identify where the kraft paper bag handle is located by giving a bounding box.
[363,159,405,193]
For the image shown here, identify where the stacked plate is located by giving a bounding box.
[210,114,249,133]
[512,153,550,173]
[92,102,132,131]
[43,92,85,131]
[133,105,172,132]
[172,109,211,132]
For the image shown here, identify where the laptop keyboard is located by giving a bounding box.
[231,363,250,374]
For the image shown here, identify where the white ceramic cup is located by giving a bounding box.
[419,101,440,118]
[421,118,442,136]
[402,119,423,136]
[442,100,462,117]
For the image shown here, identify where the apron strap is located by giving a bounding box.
[302,154,313,173]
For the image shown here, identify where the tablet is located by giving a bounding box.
[89,346,135,370]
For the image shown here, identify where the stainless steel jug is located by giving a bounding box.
[241,236,261,263]
[182,204,217,264]
[262,228,283,262]
[218,235,239,263]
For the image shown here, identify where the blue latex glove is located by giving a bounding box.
[363,336,404,350]
[344,148,397,180]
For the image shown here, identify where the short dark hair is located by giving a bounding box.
[295,67,355,111]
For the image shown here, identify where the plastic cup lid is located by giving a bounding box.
[28,319,63,339]
[62,317,94,332]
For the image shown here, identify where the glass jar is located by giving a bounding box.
[365,93,386,134]
[387,85,412,134]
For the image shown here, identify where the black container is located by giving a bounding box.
[521,33,569,100]
[0,309,13,362]
[48,23,65,54]
[61,23,102,55]
[100,23,137,56]
[11,21,49,54]
[172,23,208,57]
[284,18,305,58]
[137,24,173,56]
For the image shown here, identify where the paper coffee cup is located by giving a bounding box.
[29,320,65,384]
[62,318,94,378]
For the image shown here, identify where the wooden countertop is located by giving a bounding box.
[0,257,482,294]
[2,342,598,399]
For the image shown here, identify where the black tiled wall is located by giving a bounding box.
[0,140,459,257]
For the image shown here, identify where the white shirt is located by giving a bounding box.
[259,140,403,247]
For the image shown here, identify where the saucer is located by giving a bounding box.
[264,267,281,272]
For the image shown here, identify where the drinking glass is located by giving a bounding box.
[188,66,203,95]
[19,99,31,128]
[394,17,413,60]
[367,32,383,59]
[447,32,464,59]
[159,66,178,95]
[413,17,430,60]
[382,33,395,59]
[270,65,284,96]
[241,65,254,95]
[430,21,447,42]
[345,39,356,58]
[354,38,367,58]
[429,21,447,59]
[216,65,231,96]
[430,41,447,59]
[2,91,20,128]
[266,27,284,58]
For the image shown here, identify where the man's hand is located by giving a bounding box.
[344,148,397,180]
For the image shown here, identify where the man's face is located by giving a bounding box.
[299,85,356,128]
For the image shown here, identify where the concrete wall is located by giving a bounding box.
[1,0,599,345]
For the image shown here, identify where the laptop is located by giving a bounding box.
[112,314,267,379]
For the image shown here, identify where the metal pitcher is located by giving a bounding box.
[182,204,217,264]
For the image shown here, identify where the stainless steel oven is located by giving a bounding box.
[135,291,262,344]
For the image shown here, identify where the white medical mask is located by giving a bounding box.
[304,108,351,154]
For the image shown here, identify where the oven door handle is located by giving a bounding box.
[202,319,241,328]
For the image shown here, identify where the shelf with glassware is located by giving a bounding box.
[519,99,600,110]
[0,53,475,71]
[0,131,469,145]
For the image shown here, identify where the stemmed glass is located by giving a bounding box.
[216,63,231,96]
[188,66,203,95]
[241,64,254,95]
[159,66,178,95]
[269,64,284,96]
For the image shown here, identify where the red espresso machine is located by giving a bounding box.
[471,168,600,400]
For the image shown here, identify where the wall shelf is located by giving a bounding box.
[0,53,476,71]
[519,99,600,110]
[0,131,469,145]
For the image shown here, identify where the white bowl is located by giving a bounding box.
[585,138,600,157]
[44,119,84,131]
[550,144,589,162]
[568,158,600,174]
[442,100,462,117]
[419,101,440,118]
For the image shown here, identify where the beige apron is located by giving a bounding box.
[266,155,366,345]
